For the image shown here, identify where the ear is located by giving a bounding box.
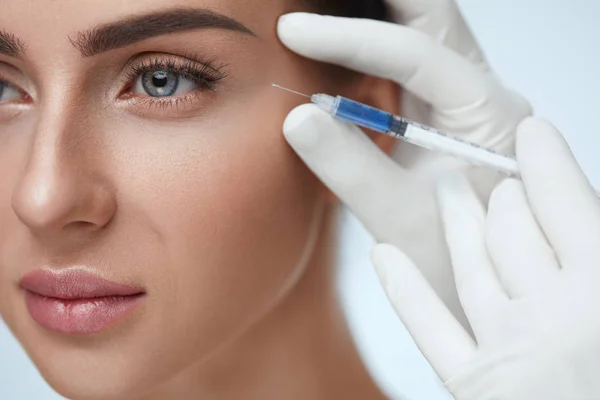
[344,76,401,155]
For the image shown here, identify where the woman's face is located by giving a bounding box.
[0,0,343,398]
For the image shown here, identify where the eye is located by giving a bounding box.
[125,55,227,101]
[133,70,200,97]
[118,55,228,117]
[0,81,23,103]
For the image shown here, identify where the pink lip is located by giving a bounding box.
[20,269,145,335]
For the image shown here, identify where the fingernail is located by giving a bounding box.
[517,116,553,134]
[278,12,319,29]
[516,116,565,150]
[277,13,322,41]
[283,104,325,150]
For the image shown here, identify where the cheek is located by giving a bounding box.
[168,119,322,305]
[103,100,324,368]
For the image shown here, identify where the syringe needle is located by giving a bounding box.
[271,83,311,99]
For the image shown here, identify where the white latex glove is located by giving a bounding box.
[278,0,532,328]
[372,117,600,400]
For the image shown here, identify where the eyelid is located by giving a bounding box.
[116,90,216,120]
[0,71,32,104]
[120,52,228,94]
[116,52,228,119]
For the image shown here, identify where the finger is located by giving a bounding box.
[277,13,494,111]
[283,104,420,233]
[516,118,600,270]
[371,243,476,381]
[436,173,507,330]
[486,179,560,298]
[385,0,488,67]
[283,104,470,330]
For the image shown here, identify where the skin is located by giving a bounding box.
[0,0,399,399]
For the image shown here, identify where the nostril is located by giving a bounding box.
[67,221,99,230]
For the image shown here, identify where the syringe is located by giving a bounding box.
[273,84,600,197]
[273,83,519,176]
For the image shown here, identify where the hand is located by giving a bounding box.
[372,118,600,400]
[278,0,532,327]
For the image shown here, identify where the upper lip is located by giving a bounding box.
[19,269,144,300]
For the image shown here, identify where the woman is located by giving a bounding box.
[0,0,525,399]
[0,0,407,398]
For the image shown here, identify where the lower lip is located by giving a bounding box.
[25,292,144,335]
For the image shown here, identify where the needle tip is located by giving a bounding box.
[271,83,311,99]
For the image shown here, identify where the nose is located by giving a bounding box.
[11,115,117,236]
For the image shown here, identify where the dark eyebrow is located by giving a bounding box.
[70,8,256,58]
[0,30,25,58]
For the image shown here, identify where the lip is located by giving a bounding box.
[20,269,145,335]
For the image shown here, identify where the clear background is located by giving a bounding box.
[2,1,599,398]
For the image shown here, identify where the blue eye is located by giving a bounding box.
[134,70,200,98]
[0,81,22,103]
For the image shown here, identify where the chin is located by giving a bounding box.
[28,350,152,400]
[12,320,169,400]
[38,368,144,400]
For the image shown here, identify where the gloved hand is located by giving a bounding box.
[278,0,532,328]
[372,118,600,400]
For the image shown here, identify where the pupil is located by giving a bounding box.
[141,70,179,97]
[152,71,169,88]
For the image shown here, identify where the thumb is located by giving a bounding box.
[371,243,476,381]
[282,104,412,236]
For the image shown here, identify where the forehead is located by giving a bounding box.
[0,0,326,97]
[0,0,296,45]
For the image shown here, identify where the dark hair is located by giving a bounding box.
[307,0,389,21]
[296,0,390,85]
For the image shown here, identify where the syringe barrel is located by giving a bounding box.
[309,94,600,196]
[312,95,398,134]
[334,96,395,133]
[401,122,521,177]
[314,95,520,177]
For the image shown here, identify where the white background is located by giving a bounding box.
[2,1,599,399]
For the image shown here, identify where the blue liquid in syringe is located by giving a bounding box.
[334,97,396,134]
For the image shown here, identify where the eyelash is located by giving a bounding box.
[0,73,30,104]
[120,54,228,110]
[0,54,227,115]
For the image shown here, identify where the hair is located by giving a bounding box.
[298,0,390,85]
[308,0,390,21]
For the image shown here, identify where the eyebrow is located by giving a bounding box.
[0,30,25,58]
[70,8,256,58]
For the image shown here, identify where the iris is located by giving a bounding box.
[142,71,179,97]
